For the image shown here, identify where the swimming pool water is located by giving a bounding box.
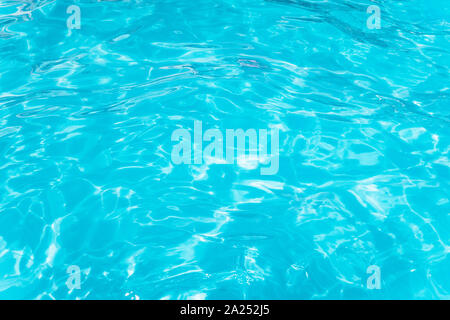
[0,0,449,299]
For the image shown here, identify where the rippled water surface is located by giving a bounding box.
[0,0,449,299]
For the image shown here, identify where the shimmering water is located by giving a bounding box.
[0,0,449,300]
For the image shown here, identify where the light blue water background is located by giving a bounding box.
[0,0,449,299]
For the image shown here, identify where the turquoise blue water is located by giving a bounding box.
[0,0,449,300]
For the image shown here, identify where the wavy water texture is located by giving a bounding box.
[0,0,449,299]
